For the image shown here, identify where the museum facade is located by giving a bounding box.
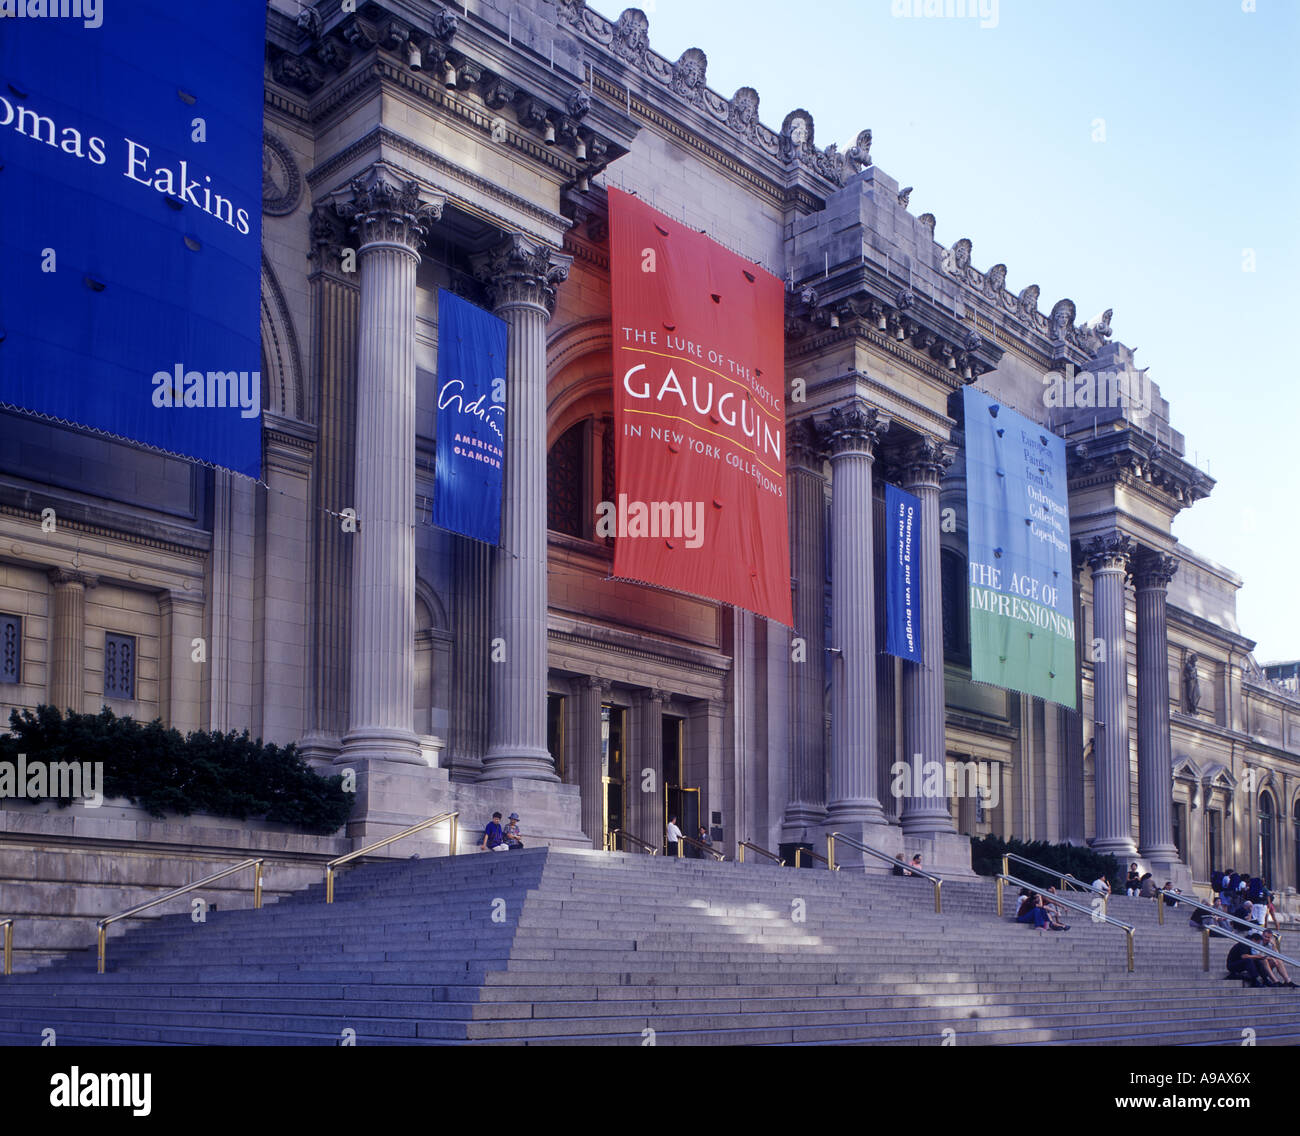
[2,0,1298,893]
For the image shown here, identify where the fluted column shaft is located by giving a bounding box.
[1135,552,1180,859]
[900,438,957,835]
[473,234,572,782]
[48,569,95,714]
[1088,534,1138,856]
[336,167,441,766]
[826,403,887,826]
[783,420,829,833]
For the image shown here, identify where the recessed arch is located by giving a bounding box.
[261,254,306,421]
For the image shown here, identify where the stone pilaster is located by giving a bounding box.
[825,401,889,828]
[899,436,958,836]
[1134,550,1180,862]
[470,234,571,781]
[446,536,491,780]
[158,590,205,734]
[783,418,829,837]
[47,568,96,714]
[1086,533,1138,857]
[577,676,611,848]
[335,165,443,767]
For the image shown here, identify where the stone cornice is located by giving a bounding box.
[548,625,731,683]
[0,503,209,561]
[1066,428,1214,515]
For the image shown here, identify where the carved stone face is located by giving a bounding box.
[616,9,649,53]
[731,88,759,127]
[674,48,706,91]
[789,117,808,147]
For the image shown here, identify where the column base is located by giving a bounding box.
[1091,835,1140,857]
[298,732,342,770]
[820,820,902,872]
[781,804,829,843]
[479,745,560,783]
[340,726,425,767]
[825,799,888,827]
[900,809,958,837]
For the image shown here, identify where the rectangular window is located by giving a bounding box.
[1207,809,1221,876]
[103,633,136,701]
[0,614,20,684]
[1172,802,1185,863]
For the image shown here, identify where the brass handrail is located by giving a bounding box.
[795,846,829,868]
[1155,887,1281,948]
[998,871,1135,973]
[675,832,725,861]
[738,840,784,866]
[829,832,944,913]
[1003,852,1107,909]
[96,858,264,974]
[1,918,11,976]
[608,828,659,855]
[1197,921,1300,976]
[326,811,458,903]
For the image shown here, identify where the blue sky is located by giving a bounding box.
[629,0,1300,661]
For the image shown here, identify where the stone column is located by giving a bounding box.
[635,689,668,850]
[825,402,889,828]
[472,234,572,782]
[1134,551,1180,862]
[47,569,96,714]
[1086,533,1138,857]
[899,436,958,835]
[335,165,442,767]
[783,418,829,837]
[576,676,611,848]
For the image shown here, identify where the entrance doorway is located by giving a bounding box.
[662,717,700,851]
[600,703,626,849]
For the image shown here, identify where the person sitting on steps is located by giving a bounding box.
[1226,933,1271,988]
[503,811,524,851]
[1260,930,1296,987]
[1125,863,1142,896]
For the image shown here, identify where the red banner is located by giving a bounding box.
[607,188,792,625]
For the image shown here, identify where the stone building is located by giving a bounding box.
[2,0,1298,919]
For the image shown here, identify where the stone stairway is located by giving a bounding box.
[2,846,1297,1045]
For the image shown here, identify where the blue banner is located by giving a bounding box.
[0,1,265,478]
[963,388,1076,708]
[885,483,923,662]
[434,289,507,544]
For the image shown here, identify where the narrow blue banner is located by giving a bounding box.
[0,1,266,478]
[885,483,923,662]
[434,289,507,545]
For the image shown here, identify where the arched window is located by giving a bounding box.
[1259,791,1276,886]
[546,416,615,543]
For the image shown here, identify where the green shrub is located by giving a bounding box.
[970,834,1120,893]
[1,705,352,835]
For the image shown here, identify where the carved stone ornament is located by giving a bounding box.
[901,435,955,484]
[728,86,760,137]
[334,167,442,252]
[472,233,573,315]
[780,109,815,161]
[1017,284,1040,318]
[671,47,708,104]
[612,8,650,66]
[845,129,873,174]
[1084,532,1134,572]
[787,416,827,467]
[1049,298,1076,341]
[1075,308,1114,356]
[262,131,302,217]
[1183,652,1201,714]
[826,401,888,456]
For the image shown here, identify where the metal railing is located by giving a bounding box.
[998,870,1135,973]
[1003,852,1107,910]
[1,918,11,976]
[738,840,784,866]
[828,832,944,913]
[326,811,458,904]
[795,846,829,868]
[1156,888,1282,948]
[1196,921,1300,977]
[607,828,659,855]
[96,858,264,974]
[674,833,725,861]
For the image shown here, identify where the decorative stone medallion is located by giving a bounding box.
[262,131,302,217]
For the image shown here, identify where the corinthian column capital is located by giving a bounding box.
[47,567,98,591]
[472,232,572,316]
[1084,531,1135,573]
[334,163,443,253]
[1131,550,1179,591]
[826,400,889,458]
[899,434,957,487]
